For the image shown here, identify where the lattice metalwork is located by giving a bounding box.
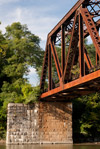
[40,0,100,100]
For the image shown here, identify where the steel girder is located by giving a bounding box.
[40,0,100,100]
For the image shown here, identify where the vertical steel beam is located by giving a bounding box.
[79,13,85,77]
[96,23,100,65]
[61,25,65,74]
[96,53,100,65]
[48,44,52,90]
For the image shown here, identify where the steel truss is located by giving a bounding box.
[40,0,100,100]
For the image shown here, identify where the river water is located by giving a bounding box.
[0,144,100,149]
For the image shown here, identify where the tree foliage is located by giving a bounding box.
[0,22,43,139]
[73,92,100,142]
[0,21,100,143]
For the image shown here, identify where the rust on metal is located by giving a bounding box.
[40,0,100,100]
[41,70,100,99]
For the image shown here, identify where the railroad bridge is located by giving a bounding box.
[40,0,100,101]
[7,0,100,144]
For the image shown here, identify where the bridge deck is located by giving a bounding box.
[40,70,100,101]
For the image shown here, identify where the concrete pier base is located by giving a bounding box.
[6,101,72,144]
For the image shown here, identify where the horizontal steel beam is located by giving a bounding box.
[40,70,100,99]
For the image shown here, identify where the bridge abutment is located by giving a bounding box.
[6,101,72,144]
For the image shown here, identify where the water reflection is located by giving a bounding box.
[74,145,100,149]
[6,144,73,149]
[0,145,6,149]
[1,144,100,149]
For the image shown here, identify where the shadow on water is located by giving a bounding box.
[74,144,100,149]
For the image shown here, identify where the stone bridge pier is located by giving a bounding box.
[6,101,72,144]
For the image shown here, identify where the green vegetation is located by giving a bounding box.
[73,92,100,142]
[0,22,100,142]
[0,22,44,139]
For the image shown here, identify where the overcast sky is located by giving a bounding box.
[0,0,80,86]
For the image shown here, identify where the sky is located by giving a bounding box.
[0,0,83,86]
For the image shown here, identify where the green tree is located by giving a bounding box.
[73,92,100,142]
[0,22,44,139]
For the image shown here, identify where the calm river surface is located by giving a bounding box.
[0,144,100,149]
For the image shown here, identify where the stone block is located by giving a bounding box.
[6,101,73,144]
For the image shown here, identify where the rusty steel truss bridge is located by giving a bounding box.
[40,0,100,101]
